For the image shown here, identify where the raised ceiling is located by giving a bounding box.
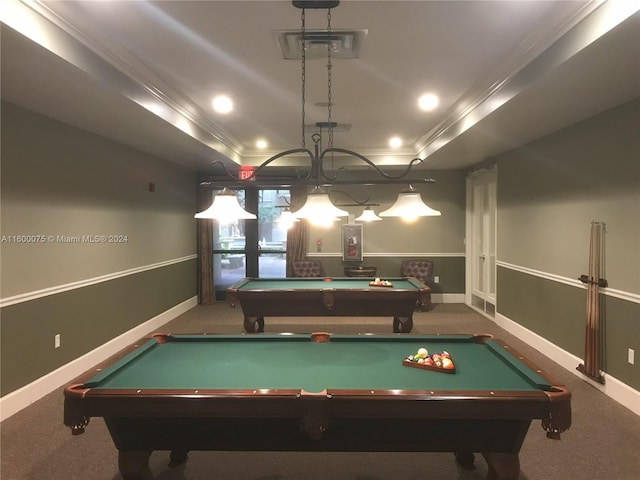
[2,1,639,173]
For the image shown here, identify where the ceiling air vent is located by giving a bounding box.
[275,29,367,59]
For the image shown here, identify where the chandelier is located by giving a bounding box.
[195,1,441,225]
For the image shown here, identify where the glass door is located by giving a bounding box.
[213,188,290,299]
[212,189,250,294]
[257,189,290,278]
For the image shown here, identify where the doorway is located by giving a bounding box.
[212,188,290,299]
[466,168,496,316]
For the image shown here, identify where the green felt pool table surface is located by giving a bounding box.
[86,334,550,393]
[232,277,419,290]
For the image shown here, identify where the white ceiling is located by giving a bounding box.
[2,0,639,175]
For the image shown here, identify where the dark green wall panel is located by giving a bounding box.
[603,298,640,388]
[497,266,639,390]
[0,259,197,396]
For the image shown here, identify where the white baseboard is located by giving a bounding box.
[492,311,639,416]
[432,293,465,304]
[0,296,198,422]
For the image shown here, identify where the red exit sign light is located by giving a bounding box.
[239,166,255,181]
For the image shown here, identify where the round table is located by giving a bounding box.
[343,266,377,277]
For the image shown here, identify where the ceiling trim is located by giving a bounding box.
[415,0,609,160]
[3,0,637,172]
[5,0,245,162]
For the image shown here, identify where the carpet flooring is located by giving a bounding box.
[1,303,639,480]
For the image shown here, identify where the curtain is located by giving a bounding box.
[196,187,215,304]
[285,186,309,277]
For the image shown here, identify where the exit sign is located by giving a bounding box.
[239,166,255,181]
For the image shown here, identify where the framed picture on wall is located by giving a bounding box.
[342,224,363,261]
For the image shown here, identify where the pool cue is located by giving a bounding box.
[590,223,598,375]
[585,222,595,374]
[582,222,604,381]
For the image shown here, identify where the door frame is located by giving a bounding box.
[465,166,497,316]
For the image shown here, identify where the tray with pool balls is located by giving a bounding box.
[403,348,456,373]
[369,278,393,287]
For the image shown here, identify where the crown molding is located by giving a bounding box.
[11,0,245,161]
[415,0,607,159]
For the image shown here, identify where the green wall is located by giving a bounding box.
[496,98,640,292]
[498,267,639,390]
[1,102,198,397]
[494,98,640,389]
[1,102,198,297]
[0,259,197,396]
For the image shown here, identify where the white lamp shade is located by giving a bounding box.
[276,210,299,230]
[194,189,257,223]
[379,190,441,221]
[355,207,382,222]
[292,188,348,226]
[309,215,341,228]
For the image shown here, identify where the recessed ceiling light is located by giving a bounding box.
[418,93,439,111]
[256,139,268,149]
[212,95,233,114]
[389,137,402,148]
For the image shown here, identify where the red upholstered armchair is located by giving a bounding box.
[291,259,324,278]
[400,259,433,310]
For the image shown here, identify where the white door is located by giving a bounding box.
[466,168,496,316]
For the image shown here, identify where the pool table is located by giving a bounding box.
[226,276,430,333]
[64,332,571,480]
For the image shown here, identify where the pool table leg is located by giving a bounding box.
[455,452,520,480]
[118,450,153,480]
[168,449,188,467]
[454,451,476,470]
[482,452,520,480]
[392,316,413,333]
[243,316,265,333]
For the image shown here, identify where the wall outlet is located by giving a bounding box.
[434,276,440,283]
[54,334,61,349]
[628,348,635,365]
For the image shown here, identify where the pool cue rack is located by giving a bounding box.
[576,221,606,384]
[578,275,607,288]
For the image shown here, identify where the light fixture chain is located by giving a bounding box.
[326,7,333,150]
[301,8,306,148]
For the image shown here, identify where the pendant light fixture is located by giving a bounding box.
[355,206,382,222]
[198,2,440,224]
[194,187,256,223]
[276,208,299,230]
[379,185,441,221]
[292,186,348,227]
